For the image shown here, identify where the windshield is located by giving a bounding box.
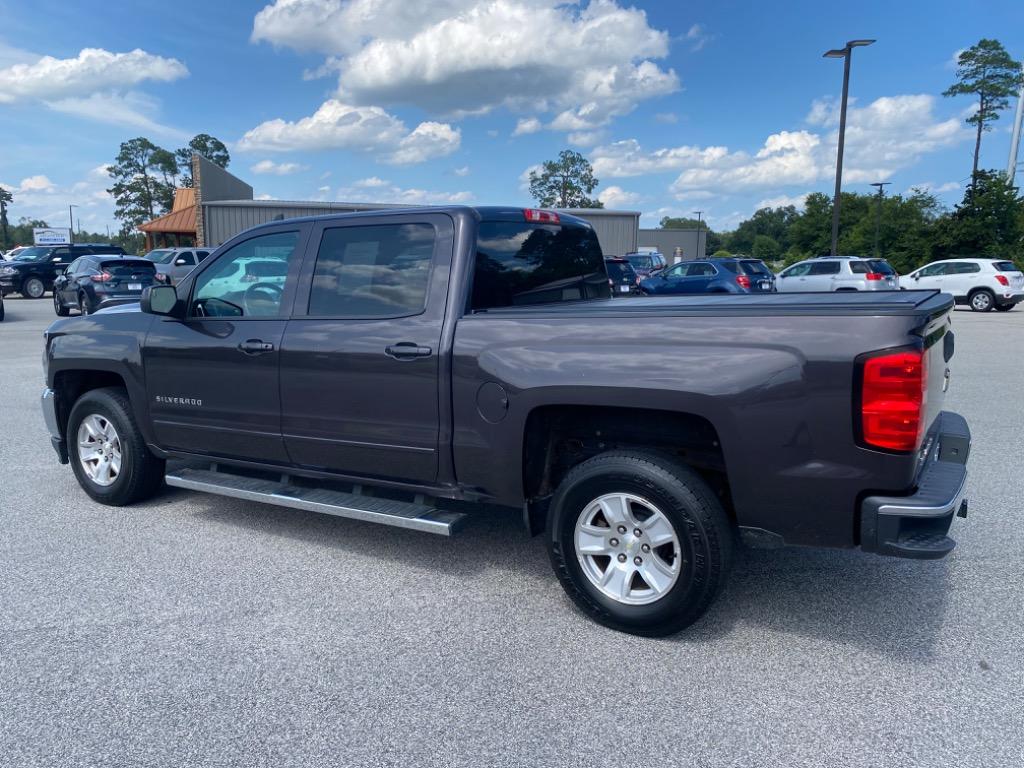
[624,254,654,270]
[994,261,1021,272]
[144,249,176,264]
[12,246,51,262]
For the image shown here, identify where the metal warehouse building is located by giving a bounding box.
[179,156,643,257]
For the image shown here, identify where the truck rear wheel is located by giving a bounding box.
[68,387,165,506]
[546,451,733,636]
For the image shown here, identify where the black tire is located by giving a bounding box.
[995,304,1015,312]
[21,276,45,298]
[546,451,734,636]
[78,292,92,315]
[54,290,70,316]
[968,288,994,312]
[67,387,165,506]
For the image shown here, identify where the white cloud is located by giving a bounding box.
[386,121,461,164]
[255,193,277,200]
[654,112,678,124]
[251,0,678,131]
[250,159,308,175]
[592,94,969,196]
[685,23,713,52]
[453,165,470,177]
[910,181,960,195]
[353,176,389,188]
[519,163,543,192]
[0,47,187,103]
[513,117,543,136]
[755,193,809,210]
[45,91,183,137]
[335,181,472,205]
[18,175,55,192]
[598,185,641,209]
[568,130,606,147]
[238,99,460,164]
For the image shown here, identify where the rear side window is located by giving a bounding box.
[809,261,841,275]
[739,260,771,276]
[849,261,870,274]
[993,261,1020,272]
[196,250,211,261]
[472,221,609,310]
[950,262,981,274]
[308,223,435,317]
[719,261,739,274]
[688,262,717,276]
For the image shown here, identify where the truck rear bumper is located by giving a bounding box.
[860,411,970,559]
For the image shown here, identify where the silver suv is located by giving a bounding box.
[143,247,212,284]
[776,256,899,292]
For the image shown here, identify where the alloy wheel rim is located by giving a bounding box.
[77,414,122,487]
[972,293,990,310]
[26,279,43,298]
[574,492,682,606]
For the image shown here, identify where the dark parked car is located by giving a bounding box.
[53,255,158,315]
[41,206,970,637]
[622,251,666,279]
[605,256,641,296]
[639,257,775,295]
[0,243,126,298]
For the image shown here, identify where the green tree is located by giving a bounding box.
[943,39,1024,183]
[659,216,723,252]
[752,234,781,261]
[528,150,603,208]
[936,170,1023,259]
[0,187,11,251]
[786,192,833,256]
[727,206,799,254]
[107,138,177,231]
[175,133,231,187]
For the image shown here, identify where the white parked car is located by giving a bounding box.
[776,256,899,292]
[903,258,1024,312]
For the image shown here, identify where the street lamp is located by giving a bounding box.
[693,210,703,259]
[824,39,875,256]
[68,204,78,245]
[869,181,890,258]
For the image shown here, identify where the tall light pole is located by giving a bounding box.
[869,182,890,258]
[824,39,875,256]
[693,210,703,259]
[68,204,78,244]
[1008,64,1024,185]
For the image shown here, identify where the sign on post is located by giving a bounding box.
[33,227,72,246]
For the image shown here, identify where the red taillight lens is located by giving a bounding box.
[524,208,560,224]
[860,349,926,452]
[865,272,884,281]
[995,274,1009,287]
[736,275,751,289]
[90,271,112,283]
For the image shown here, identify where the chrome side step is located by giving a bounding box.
[165,467,467,536]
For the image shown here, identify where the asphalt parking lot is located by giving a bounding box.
[1,296,1022,768]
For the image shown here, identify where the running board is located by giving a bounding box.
[165,467,467,536]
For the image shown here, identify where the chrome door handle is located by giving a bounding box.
[385,343,432,359]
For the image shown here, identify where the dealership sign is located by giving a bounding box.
[33,227,72,246]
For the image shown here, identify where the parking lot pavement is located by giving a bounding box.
[1,295,1022,768]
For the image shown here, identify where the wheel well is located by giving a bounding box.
[523,405,732,520]
[53,370,127,433]
[968,286,993,295]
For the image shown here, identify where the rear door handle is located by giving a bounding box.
[385,343,432,359]
[238,339,275,354]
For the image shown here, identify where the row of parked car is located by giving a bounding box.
[604,252,1024,311]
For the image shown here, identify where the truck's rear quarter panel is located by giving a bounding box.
[451,292,954,549]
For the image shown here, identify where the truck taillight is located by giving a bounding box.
[995,274,1009,287]
[860,349,926,452]
[736,275,751,289]
[865,272,884,281]
[524,209,560,224]
[90,272,112,283]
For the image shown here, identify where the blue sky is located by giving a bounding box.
[1,0,1022,236]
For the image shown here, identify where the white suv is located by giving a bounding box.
[903,258,1024,312]
[776,256,899,292]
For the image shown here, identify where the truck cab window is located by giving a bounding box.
[307,223,435,317]
[191,231,299,317]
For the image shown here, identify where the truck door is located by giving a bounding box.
[280,214,453,484]
[143,226,309,463]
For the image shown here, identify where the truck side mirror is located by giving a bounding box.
[141,285,182,318]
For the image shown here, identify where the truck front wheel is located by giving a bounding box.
[68,387,165,506]
[546,451,733,636]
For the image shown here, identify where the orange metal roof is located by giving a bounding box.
[139,189,197,233]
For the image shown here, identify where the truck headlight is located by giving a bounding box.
[0,266,16,275]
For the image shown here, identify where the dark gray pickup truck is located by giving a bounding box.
[41,206,971,635]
